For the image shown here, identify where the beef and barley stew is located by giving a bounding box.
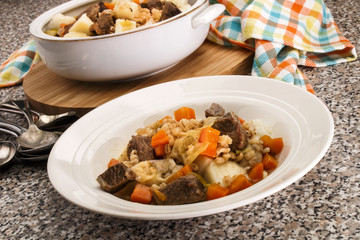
[45,0,190,38]
[97,103,284,205]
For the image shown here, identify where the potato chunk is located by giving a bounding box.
[113,1,139,20]
[48,13,76,29]
[63,32,89,38]
[115,19,137,33]
[69,13,94,35]
[203,161,246,188]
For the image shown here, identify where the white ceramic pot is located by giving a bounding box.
[30,0,225,81]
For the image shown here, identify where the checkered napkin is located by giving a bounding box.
[207,0,357,93]
[0,40,40,87]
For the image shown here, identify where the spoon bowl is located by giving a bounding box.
[0,101,62,161]
[16,124,59,149]
[0,123,58,155]
[0,126,53,161]
[10,101,60,150]
[0,141,16,167]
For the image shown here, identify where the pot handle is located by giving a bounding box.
[191,4,225,28]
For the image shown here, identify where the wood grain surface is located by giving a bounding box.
[23,40,254,116]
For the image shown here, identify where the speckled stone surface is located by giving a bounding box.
[0,0,359,239]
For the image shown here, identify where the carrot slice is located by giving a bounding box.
[154,144,166,157]
[206,183,230,200]
[201,142,217,158]
[151,129,169,147]
[130,183,152,204]
[159,115,172,124]
[179,164,192,175]
[199,126,220,157]
[269,137,284,155]
[104,2,115,9]
[260,135,284,156]
[262,154,278,171]
[107,158,121,168]
[174,106,196,121]
[238,116,245,125]
[229,174,252,194]
[166,164,192,183]
[248,163,264,183]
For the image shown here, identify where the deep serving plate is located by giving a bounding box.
[47,75,334,220]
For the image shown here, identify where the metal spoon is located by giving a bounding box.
[10,101,60,150]
[0,141,16,167]
[0,121,56,153]
[0,100,78,129]
[0,126,52,161]
[0,139,48,164]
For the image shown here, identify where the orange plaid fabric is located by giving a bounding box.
[207,0,357,93]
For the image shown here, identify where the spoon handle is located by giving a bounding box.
[0,106,22,115]
[0,127,20,137]
[11,101,34,126]
[0,120,24,136]
[1,100,40,118]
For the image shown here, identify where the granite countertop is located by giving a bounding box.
[0,0,359,239]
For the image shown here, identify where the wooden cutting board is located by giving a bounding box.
[23,40,254,116]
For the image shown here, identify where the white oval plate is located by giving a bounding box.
[47,75,334,220]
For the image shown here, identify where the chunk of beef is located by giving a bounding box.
[154,174,206,205]
[63,23,74,35]
[57,22,74,37]
[127,135,156,162]
[205,103,225,118]
[78,3,101,22]
[98,1,106,12]
[160,1,182,21]
[92,11,114,35]
[113,181,137,201]
[212,112,248,151]
[141,0,164,10]
[97,163,136,193]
